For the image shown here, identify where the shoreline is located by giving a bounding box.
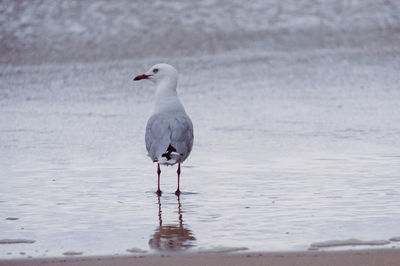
[2,249,400,266]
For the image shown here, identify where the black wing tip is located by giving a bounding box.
[162,144,177,160]
[167,144,177,153]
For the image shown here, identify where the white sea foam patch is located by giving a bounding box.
[198,247,249,253]
[63,251,83,256]
[126,248,147,254]
[310,238,390,248]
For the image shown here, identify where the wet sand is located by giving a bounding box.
[2,249,400,266]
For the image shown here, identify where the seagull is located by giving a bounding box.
[133,63,194,196]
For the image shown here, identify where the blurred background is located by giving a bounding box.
[1,0,399,64]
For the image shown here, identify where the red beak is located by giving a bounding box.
[133,74,149,81]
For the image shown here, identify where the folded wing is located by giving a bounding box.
[146,111,193,165]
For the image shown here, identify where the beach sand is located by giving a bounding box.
[2,249,400,266]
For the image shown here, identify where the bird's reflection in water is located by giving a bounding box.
[149,195,196,251]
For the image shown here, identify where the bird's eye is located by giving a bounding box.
[153,68,159,73]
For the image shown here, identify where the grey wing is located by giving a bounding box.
[145,112,193,163]
[145,114,171,162]
[170,114,194,162]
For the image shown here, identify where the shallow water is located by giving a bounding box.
[1,47,400,258]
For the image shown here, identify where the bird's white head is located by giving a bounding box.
[134,63,178,91]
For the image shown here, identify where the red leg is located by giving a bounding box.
[175,162,181,196]
[157,163,162,195]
